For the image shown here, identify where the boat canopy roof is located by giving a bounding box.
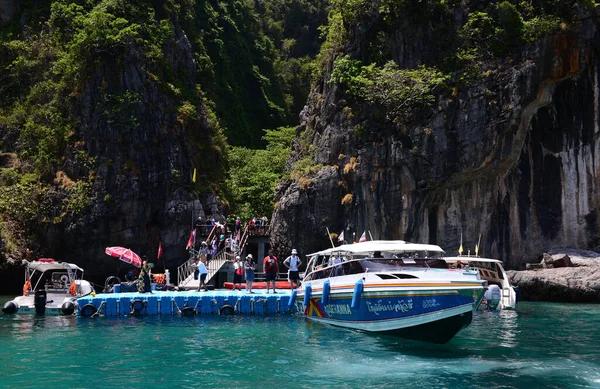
[308,240,445,257]
[442,256,502,264]
[23,259,84,273]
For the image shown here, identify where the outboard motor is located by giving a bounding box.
[34,289,47,316]
[2,301,18,314]
[484,285,501,309]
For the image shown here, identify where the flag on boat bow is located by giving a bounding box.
[338,231,344,242]
[359,231,367,242]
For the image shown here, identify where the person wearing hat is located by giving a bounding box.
[244,254,256,293]
[284,249,302,290]
[233,256,244,291]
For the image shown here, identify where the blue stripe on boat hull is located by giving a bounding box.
[305,306,473,344]
[296,289,483,343]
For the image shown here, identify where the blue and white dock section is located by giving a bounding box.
[76,289,298,317]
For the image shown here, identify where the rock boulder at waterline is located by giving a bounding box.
[507,249,600,302]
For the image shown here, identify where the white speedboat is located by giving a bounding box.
[442,256,517,310]
[296,241,487,344]
[2,258,94,315]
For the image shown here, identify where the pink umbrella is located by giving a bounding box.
[105,246,142,268]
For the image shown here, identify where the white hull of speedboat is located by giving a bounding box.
[4,295,80,316]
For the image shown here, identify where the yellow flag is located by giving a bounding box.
[475,244,479,256]
[458,244,463,255]
[192,168,197,183]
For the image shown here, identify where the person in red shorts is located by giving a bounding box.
[263,250,279,294]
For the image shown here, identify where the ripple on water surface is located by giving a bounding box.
[0,300,599,389]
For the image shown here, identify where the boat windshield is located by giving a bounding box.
[303,256,449,281]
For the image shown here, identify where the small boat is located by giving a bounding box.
[296,241,487,344]
[223,281,292,290]
[2,258,94,315]
[442,256,517,310]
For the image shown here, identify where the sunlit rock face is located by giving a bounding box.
[507,249,600,302]
[272,10,600,267]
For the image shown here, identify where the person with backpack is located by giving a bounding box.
[197,257,208,291]
[263,250,279,294]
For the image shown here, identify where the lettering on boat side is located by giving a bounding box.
[366,299,413,316]
[324,304,351,316]
[422,298,440,309]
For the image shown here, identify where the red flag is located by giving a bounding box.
[157,242,163,259]
[185,229,196,249]
[359,231,367,242]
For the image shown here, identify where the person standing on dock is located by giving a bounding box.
[284,249,302,290]
[138,258,152,293]
[244,254,256,293]
[233,256,243,291]
[263,250,279,294]
[197,257,208,291]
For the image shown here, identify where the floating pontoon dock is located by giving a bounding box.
[76,289,297,317]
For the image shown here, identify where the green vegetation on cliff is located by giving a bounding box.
[318,0,593,132]
[226,126,296,219]
[0,0,328,260]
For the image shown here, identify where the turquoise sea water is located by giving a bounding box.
[0,299,599,389]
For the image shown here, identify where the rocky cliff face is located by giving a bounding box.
[272,8,600,267]
[0,0,17,25]
[58,23,224,282]
[0,11,226,290]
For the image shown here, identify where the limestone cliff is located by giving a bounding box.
[0,3,227,290]
[272,3,600,268]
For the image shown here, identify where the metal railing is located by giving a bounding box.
[177,248,199,287]
[205,250,229,284]
[176,223,260,289]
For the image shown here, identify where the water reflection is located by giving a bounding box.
[497,309,519,348]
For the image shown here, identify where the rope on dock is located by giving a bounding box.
[91,302,105,318]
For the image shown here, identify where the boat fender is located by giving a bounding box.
[321,280,331,305]
[303,284,312,307]
[131,299,146,316]
[180,307,196,317]
[60,301,75,316]
[351,279,363,310]
[219,305,235,315]
[2,301,18,314]
[287,289,297,310]
[80,303,97,318]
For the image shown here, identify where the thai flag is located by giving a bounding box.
[185,230,196,249]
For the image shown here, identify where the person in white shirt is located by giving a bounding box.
[197,257,208,291]
[233,256,243,291]
[283,249,302,290]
